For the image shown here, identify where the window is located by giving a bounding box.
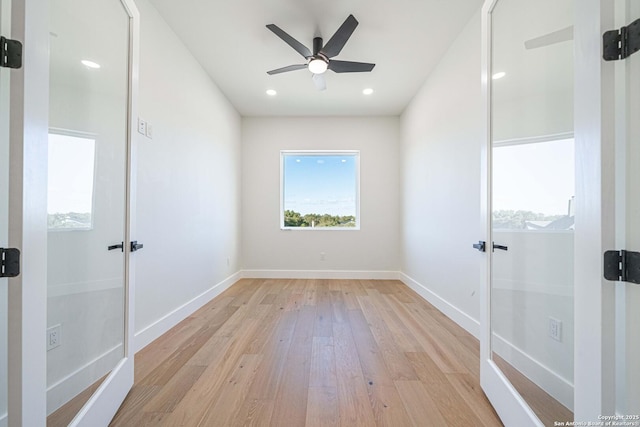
[281,151,360,229]
[492,136,574,230]
[48,130,97,230]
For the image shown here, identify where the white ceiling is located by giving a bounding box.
[147,0,483,116]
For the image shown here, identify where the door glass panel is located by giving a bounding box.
[490,0,574,424]
[1,0,10,423]
[46,0,130,422]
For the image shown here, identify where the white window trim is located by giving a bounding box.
[280,150,360,231]
[48,127,98,232]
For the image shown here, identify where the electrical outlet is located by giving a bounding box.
[47,324,62,351]
[320,252,326,261]
[548,317,562,342]
[226,257,230,266]
[138,118,147,135]
[146,123,153,139]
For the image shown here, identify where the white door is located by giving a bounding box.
[1,0,139,424]
[480,0,575,425]
[482,0,640,424]
[46,0,140,425]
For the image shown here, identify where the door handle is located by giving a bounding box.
[472,241,486,252]
[108,242,124,252]
[130,241,144,252]
[493,243,508,251]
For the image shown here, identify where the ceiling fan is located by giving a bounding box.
[266,14,375,91]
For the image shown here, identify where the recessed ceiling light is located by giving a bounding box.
[492,72,506,80]
[266,89,277,96]
[81,60,101,69]
[362,88,374,95]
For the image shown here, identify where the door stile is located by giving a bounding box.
[573,0,617,420]
[7,0,49,425]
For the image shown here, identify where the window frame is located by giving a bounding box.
[47,128,98,232]
[280,150,361,231]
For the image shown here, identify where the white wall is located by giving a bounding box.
[242,117,400,276]
[400,10,483,322]
[134,0,242,344]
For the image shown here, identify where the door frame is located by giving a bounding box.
[480,0,618,424]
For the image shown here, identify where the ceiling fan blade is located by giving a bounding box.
[267,64,308,75]
[328,60,375,73]
[524,26,573,49]
[312,73,327,91]
[320,14,359,58]
[266,24,312,58]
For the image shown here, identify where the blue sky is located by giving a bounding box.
[283,153,357,216]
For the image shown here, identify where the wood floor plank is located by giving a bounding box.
[198,354,263,427]
[395,380,449,427]
[110,385,161,427]
[269,304,317,426]
[446,373,503,427]
[332,322,377,427]
[143,365,206,413]
[365,290,424,353]
[347,309,394,388]
[111,279,578,427]
[242,310,298,400]
[309,337,337,388]
[306,387,338,427]
[357,295,418,380]
[386,295,468,374]
[313,281,334,337]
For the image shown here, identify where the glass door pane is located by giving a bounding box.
[490,0,574,424]
[46,0,130,423]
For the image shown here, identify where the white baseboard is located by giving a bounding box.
[399,272,573,411]
[134,271,242,352]
[47,344,123,415]
[241,269,400,280]
[399,272,480,338]
[492,332,574,411]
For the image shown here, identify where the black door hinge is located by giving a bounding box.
[0,248,20,277]
[0,36,23,69]
[604,250,640,284]
[603,18,640,61]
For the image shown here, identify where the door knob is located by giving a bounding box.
[108,242,124,252]
[130,241,144,252]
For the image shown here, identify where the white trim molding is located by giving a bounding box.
[241,270,400,280]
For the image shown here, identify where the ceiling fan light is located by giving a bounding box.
[308,58,328,74]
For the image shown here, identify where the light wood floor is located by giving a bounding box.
[110,279,503,426]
